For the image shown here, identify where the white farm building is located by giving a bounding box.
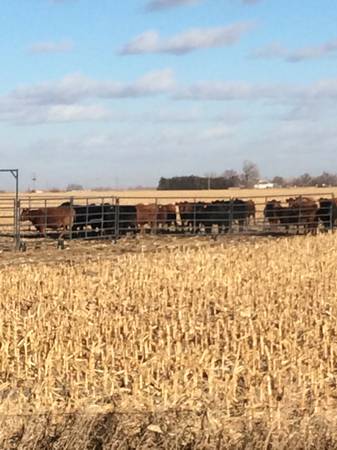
[254,180,275,189]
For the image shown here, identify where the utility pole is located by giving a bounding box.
[32,173,37,192]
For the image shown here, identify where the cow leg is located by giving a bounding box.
[59,227,66,239]
[38,226,46,238]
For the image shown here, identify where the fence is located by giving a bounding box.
[0,192,335,249]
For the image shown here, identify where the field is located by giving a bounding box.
[0,231,337,449]
[6,186,337,205]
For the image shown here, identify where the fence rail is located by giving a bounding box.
[0,192,335,249]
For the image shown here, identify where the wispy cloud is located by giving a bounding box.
[177,78,337,102]
[28,40,74,54]
[144,0,262,11]
[251,39,337,62]
[0,103,111,126]
[10,69,176,105]
[49,0,77,4]
[145,0,200,12]
[120,23,254,55]
[4,71,337,127]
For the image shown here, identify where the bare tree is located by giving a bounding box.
[272,176,286,187]
[242,161,260,188]
[66,183,84,191]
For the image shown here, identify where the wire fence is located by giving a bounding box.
[0,192,335,249]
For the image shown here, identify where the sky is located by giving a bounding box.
[1,0,337,190]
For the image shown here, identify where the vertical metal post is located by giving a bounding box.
[0,169,20,250]
[263,196,268,231]
[115,197,120,240]
[69,196,74,240]
[154,198,158,235]
[193,198,196,234]
[44,198,47,237]
[85,197,89,240]
[330,192,334,232]
[101,197,104,237]
[12,170,20,250]
[229,199,234,233]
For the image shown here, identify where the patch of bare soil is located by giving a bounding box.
[0,233,283,267]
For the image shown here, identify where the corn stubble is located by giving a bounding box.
[1,235,337,448]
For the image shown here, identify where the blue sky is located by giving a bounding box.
[1,0,337,189]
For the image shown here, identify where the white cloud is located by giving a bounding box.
[0,100,111,125]
[145,0,200,11]
[252,39,337,62]
[200,126,233,140]
[144,0,262,11]
[49,0,77,3]
[120,23,254,55]
[28,41,74,53]
[10,69,176,106]
[177,78,337,102]
[28,40,74,54]
[0,70,177,126]
[3,71,337,128]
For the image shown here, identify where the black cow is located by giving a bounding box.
[317,198,337,230]
[60,202,115,234]
[116,205,137,235]
[264,200,298,231]
[177,199,252,234]
[60,202,137,236]
[200,201,231,233]
[224,198,251,231]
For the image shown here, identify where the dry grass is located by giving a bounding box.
[2,186,337,205]
[0,233,337,447]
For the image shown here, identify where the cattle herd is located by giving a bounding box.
[18,196,337,239]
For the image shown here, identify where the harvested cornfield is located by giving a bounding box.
[1,234,337,448]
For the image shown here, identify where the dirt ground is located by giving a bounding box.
[0,232,290,267]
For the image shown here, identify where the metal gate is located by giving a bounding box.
[0,191,335,249]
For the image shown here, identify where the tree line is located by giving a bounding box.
[158,162,259,190]
[157,162,337,190]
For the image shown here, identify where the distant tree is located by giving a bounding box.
[66,183,84,191]
[272,176,286,187]
[242,161,260,188]
[223,170,241,187]
[293,173,313,187]
[204,172,217,189]
[158,177,170,190]
[313,172,337,187]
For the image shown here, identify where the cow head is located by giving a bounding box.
[20,208,31,221]
[264,200,282,217]
[286,197,296,207]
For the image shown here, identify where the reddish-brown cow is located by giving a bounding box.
[245,199,256,225]
[20,207,75,238]
[136,203,177,232]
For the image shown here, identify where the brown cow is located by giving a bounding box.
[245,199,256,225]
[20,207,75,238]
[136,204,177,233]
